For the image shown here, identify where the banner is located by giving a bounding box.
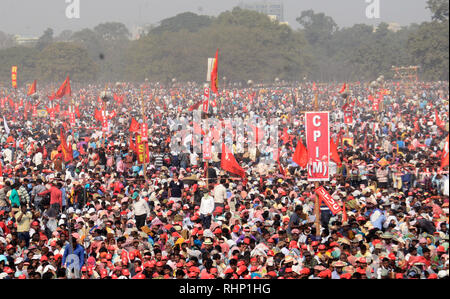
[136,134,150,164]
[305,112,330,181]
[315,186,342,215]
[343,105,353,124]
[141,123,148,142]
[11,66,18,89]
[202,135,212,160]
[203,87,210,113]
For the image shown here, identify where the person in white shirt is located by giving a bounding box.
[199,186,215,229]
[213,179,227,208]
[132,192,150,229]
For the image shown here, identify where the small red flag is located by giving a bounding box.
[342,201,348,223]
[339,83,346,94]
[129,117,140,133]
[55,76,71,99]
[330,138,342,167]
[188,101,202,111]
[27,80,37,96]
[292,138,308,168]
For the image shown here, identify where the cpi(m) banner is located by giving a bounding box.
[11,66,18,89]
[305,112,330,181]
[315,186,342,215]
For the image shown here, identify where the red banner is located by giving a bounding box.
[343,104,353,124]
[315,186,342,215]
[141,123,148,142]
[305,112,330,181]
[203,87,210,113]
[202,135,212,160]
[11,66,18,89]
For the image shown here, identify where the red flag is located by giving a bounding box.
[339,83,346,94]
[27,80,37,96]
[129,134,136,152]
[330,138,342,167]
[55,76,71,99]
[48,92,55,101]
[129,118,140,133]
[435,110,445,129]
[277,149,286,177]
[342,201,348,222]
[292,138,308,168]
[210,49,219,95]
[60,128,73,162]
[312,82,317,91]
[75,105,81,118]
[94,109,103,122]
[221,143,245,179]
[441,135,449,170]
[188,101,202,111]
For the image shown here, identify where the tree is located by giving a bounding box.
[93,22,130,41]
[427,0,449,21]
[150,12,213,34]
[296,10,338,47]
[0,46,39,84]
[35,42,98,82]
[36,28,54,51]
[0,31,16,49]
[408,20,449,80]
[55,30,73,42]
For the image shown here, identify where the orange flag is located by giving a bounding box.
[292,138,308,168]
[55,76,71,99]
[210,49,219,95]
[27,80,37,96]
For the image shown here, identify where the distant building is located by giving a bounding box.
[372,22,402,33]
[14,35,38,46]
[239,1,285,22]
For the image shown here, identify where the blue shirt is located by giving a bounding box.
[62,243,85,270]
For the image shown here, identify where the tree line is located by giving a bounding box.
[0,0,448,85]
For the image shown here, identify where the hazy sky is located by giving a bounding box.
[0,0,432,37]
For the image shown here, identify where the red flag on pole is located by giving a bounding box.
[129,117,140,133]
[210,49,219,95]
[27,80,37,96]
[330,138,342,166]
[292,138,308,168]
[55,76,71,99]
[221,143,245,179]
[339,83,346,94]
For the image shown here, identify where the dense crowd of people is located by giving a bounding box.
[0,80,448,279]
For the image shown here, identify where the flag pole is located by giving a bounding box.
[313,90,321,237]
[140,87,147,181]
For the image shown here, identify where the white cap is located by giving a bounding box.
[88,208,96,214]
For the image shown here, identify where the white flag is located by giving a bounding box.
[3,116,10,135]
